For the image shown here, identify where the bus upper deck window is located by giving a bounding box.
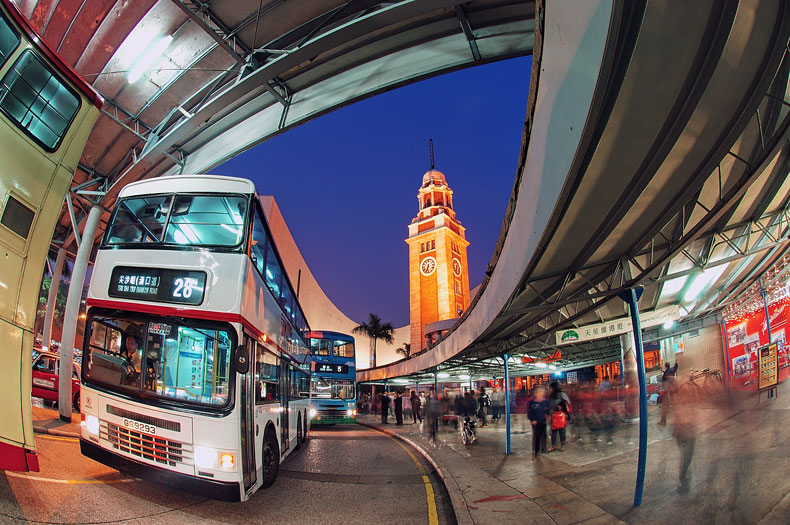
[0,13,20,68]
[0,50,80,151]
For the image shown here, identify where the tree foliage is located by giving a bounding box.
[352,313,394,368]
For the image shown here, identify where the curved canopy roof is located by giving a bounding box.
[15,0,790,382]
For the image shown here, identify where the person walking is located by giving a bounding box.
[380,391,391,424]
[659,361,679,426]
[477,387,491,427]
[411,390,422,423]
[528,385,549,459]
[425,388,439,444]
[547,382,570,451]
[491,387,505,422]
[394,391,404,425]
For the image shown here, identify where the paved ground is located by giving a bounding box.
[3,407,453,524]
[360,380,790,524]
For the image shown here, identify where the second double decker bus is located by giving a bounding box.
[304,331,356,424]
[79,174,310,501]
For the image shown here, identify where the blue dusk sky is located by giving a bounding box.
[217,56,532,328]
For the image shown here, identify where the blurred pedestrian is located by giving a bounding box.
[547,382,570,451]
[478,387,491,427]
[380,391,390,424]
[528,385,549,459]
[394,391,404,425]
[411,390,422,423]
[425,388,439,443]
[671,382,698,493]
[492,387,505,422]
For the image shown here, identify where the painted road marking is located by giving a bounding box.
[5,471,137,484]
[36,434,78,442]
[370,427,439,525]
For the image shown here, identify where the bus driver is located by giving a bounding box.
[122,324,143,384]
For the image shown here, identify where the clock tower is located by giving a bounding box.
[406,169,470,351]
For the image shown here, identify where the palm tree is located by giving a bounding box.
[352,313,394,368]
[396,343,411,360]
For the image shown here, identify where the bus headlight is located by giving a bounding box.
[347,409,353,416]
[195,446,217,469]
[81,414,99,435]
[309,408,317,418]
[194,446,236,470]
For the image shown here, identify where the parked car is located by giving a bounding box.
[31,352,81,412]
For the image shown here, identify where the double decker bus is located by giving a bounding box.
[0,0,102,471]
[305,331,356,424]
[79,174,310,501]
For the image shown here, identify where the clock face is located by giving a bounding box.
[420,256,437,276]
[452,258,462,276]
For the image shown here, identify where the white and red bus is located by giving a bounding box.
[0,0,101,471]
[79,174,311,501]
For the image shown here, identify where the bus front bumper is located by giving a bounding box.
[80,439,241,502]
[311,415,356,425]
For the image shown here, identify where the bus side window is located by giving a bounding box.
[255,346,279,404]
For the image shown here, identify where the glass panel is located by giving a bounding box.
[106,196,171,244]
[163,195,247,247]
[144,324,232,406]
[255,348,279,403]
[250,209,268,276]
[310,377,355,399]
[33,356,56,373]
[0,51,79,150]
[0,13,19,69]
[264,240,283,298]
[333,339,354,358]
[310,338,330,356]
[84,316,233,407]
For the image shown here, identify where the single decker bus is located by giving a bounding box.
[79,174,310,501]
[304,331,356,424]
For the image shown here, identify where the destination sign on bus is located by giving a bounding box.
[109,266,206,305]
[315,363,348,374]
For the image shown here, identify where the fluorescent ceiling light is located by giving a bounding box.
[437,372,450,379]
[535,362,547,368]
[458,374,470,380]
[128,35,173,83]
[548,365,557,370]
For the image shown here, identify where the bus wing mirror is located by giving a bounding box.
[235,346,249,374]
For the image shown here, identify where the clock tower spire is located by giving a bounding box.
[406,168,471,351]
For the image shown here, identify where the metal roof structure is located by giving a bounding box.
[359,0,790,383]
[13,0,790,383]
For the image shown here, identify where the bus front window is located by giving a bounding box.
[85,315,233,407]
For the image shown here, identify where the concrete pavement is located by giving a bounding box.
[360,381,790,524]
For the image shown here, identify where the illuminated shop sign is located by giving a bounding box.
[109,266,206,306]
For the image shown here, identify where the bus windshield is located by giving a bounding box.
[311,377,355,400]
[84,314,234,408]
[105,193,248,247]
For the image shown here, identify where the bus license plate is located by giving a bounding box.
[123,418,156,435]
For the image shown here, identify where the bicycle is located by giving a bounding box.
[685,367,725,397]
[460,416,478,446]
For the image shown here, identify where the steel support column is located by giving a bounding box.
[59,205,102,421]
[761,290,773,341]
[42,247,66,351]
[504,353,511,455]
[721,321,732,391]
[618,287,647,507]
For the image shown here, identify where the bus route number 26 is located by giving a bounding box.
[123,418,156,435]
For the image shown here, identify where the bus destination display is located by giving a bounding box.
[315,363,348,374]
[109,266,206,305]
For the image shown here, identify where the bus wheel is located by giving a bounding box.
[295,417,303,450]
[261,428,280,488]
[72,392,80,413]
